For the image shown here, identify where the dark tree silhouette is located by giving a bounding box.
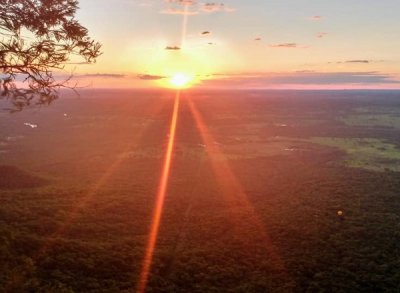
[0,0,101,111]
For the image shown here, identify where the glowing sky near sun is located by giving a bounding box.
[70,0,400,89]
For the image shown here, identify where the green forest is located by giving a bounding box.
[1,90,400,292]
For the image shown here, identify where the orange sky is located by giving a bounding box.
[63,0,400,89]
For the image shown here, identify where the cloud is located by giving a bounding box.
[200,3,236,13]
[161,0,197,14]
[203,71,400,88]
[345,60,370,64]
[269,43,298,48]
[165,45,181,50]
[137,74,166,80]
[331,60,385,64]
[77,73,126,78]
[161,1,235,15]
[317,32,328,39]
[309,15,322,21]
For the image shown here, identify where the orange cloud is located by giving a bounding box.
[162,1,235,15]
[309,15,322,21]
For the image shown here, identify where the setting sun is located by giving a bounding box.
[169,73,193,88]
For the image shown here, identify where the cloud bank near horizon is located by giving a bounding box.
[66,71,400,89]
[203,72,400,88]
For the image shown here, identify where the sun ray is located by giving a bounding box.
[137,90,181,293]
[187,98,288,275]
[180,4,189,49]
[35,99,165,258]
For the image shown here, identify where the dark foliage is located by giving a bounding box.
[0,0,101,111]
[1,91,400,291]
[0,165,48,189]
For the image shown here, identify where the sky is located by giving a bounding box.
[68,0,400,89]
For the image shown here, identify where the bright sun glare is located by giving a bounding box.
[169,73,193,88]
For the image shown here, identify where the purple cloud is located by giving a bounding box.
[203,71,400,88]
[269,43,298,48]
[137,74,166,80]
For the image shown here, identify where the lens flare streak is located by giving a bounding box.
[137,90,181,293]
[181,4,189,49]
[36,101,164,257]
[187,98,288,274]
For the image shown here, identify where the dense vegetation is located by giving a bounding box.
[0,90,400,292]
